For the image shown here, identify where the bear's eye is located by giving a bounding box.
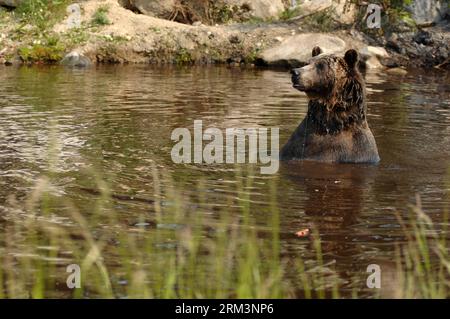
[316,62,325,71]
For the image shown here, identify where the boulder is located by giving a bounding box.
[363,56,384,69]
[66,3,82,29]
[332,0,357,24]
[360,46,389,59]
[60,51,91,67]
[386,67,408,75]
[258,33,346,67]
[0,0,22,7]
[359,46,389,70]
[119,0,176,19]
[224,0,285,20]
[409,0,449,25]
[119,0,284,22]
[297,0,333,13]
[291,0,357,24]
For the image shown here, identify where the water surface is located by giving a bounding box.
[0,65,449,297]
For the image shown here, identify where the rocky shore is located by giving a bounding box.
[0,0,449,70]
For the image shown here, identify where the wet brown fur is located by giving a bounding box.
[281,48,380,163]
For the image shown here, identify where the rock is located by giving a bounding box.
[60,51,91,68]
[409,0,449,25]
[0,0,22,7]
[0,51,6,65]
[386,67,408,75]
[386,34,401,52]
[225,0,285,20]
[229,35,241,44]
[364,56,384,69]
[0,47,14,65]
[437,46,449,60]
[293,0,357,24]
[332,0,357,24]
[297,0,333,14]
[119,0,176,19]
[381,58,399,68]
[436,57,450,70]
[192,21,202,27]
[359,46,389,70]
[119,0,284,22]
[66,4,82,29]
[414,30,433,45]
[258,33,346,67]
[360,46,389,59]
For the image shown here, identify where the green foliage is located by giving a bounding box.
[1,164,448,298]
[391,0,413,6]
[395,200,450,298]
[98,34,129,43]
[302,9,336,32]
[386,6,416,30]
[345,0,417,33]
[91,5,110,26]
[0,7,8,21]
[18,36,65,63]
[214,4,234,24]
[63,27,90,47]
[149,26,161,34]
[16,0,72,30]
[174,48,193,65]
[98,43,117,57]
[243,16,266,25]
[279,7,303,21]
[244,47,261,64]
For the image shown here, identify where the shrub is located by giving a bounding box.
[18,36,64,63]
[91,5,111,26]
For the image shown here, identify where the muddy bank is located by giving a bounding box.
[0,0,449,70]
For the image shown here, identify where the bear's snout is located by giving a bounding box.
[291,68,301,76]
[291,68,305,91]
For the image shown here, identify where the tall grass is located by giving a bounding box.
[0,162,284,298]
[394,196,449,298]
[0,140,448,298]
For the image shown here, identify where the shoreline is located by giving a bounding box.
[0,0,449,70]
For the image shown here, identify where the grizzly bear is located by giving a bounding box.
[280,47,380,163]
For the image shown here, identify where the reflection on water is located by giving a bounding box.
[0,65,449,297]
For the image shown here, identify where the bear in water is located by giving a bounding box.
[280,47,380,163]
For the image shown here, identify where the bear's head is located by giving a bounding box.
[291,47,360,99]
[290,47,366,135]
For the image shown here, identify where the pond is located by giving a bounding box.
[0,65,449,298]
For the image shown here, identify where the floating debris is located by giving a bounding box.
[295,228,310,238]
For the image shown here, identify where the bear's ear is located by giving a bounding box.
[344,49,359,69]
[312,46,322,57]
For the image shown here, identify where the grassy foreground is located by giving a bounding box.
[0,160,448,299]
